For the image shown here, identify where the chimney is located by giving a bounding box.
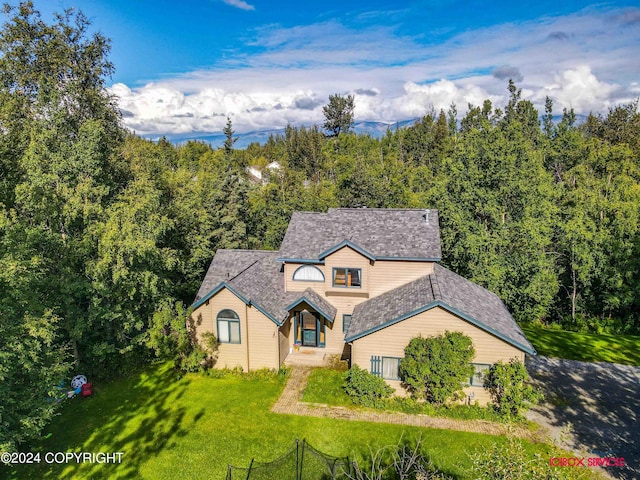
[423,209,431,224]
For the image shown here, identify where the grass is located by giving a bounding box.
[522,324,640,366]
[5,361,584,480]
[301,368,352,407]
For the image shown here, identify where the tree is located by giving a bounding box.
[223,116,237,159]
[0,1,123,450]
[399,332,475,405]
[1,0,124,367]
[0,211,70,452]
[322,93,355,137]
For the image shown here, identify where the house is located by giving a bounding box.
[191,208,536,404]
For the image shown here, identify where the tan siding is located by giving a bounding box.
[191,288,248,371]
[324,247,370,295]
[279,321,291,365]
[284,263,326,295]
[351,306,525,405]
[321,294,367,354]
[246,306,280,370]
[285,257,433,299]
[368,261,434,298]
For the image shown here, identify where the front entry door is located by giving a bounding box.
[301,311,317,346]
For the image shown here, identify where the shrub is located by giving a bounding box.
[467,434,593,480]
[484,358,541,418]
[348,437,453,480]
[344,365,393,408]
[147,301,218,373]
[400,332,475,405]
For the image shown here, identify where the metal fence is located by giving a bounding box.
[226,439,351,480]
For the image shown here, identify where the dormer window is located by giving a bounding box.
[333,268,361,288]
[292,265,325,282]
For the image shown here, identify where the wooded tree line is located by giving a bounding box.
[0,2,638,453]
[249,88,640,334]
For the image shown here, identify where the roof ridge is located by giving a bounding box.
[330,208,436,212]
[221,249,277,253]
[430,270,443,301]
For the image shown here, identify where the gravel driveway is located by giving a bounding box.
[526,356,640,480]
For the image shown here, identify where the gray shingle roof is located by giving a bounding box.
[278,208,441,261]
[194,250,336,325]
[346,263,535,355]
[284,288,337,322]
[195,250,277,303]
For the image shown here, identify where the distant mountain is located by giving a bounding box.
[145,119,421,148]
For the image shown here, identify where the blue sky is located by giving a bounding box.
[18,0,640,136]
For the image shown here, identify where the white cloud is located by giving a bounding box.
[109,6,640,136]
[222,0,255,11]
[534,66,619,113]
[393,80,499,118]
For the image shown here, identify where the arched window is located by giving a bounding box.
[217,309,240,344]
[292,265,325,282]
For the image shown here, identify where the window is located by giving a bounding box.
[382,357,402,380]
[342,314,352,333]
[470,363,491,386]
[217,309,241,344]
[371,356,402,380]
[333,268,361,287]
[292,265,324,282]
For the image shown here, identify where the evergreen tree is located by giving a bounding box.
[322,93,355,137]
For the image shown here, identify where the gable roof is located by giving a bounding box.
[193,250,336,325]
[284,288,337,323]
[277,208,441,262]
[345,263,535,355]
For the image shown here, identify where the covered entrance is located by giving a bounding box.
[283,290,337,366]
[293,310,326,348]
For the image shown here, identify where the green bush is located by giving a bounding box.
[147,301,211,373]
[400,332,475,405]
[484,359,541,418]
[344,365,393,408]
[467,434,599,480]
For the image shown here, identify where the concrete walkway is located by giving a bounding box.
[271,367,540,440]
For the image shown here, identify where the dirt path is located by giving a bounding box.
[272,367,539,440]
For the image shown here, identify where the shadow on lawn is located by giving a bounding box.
[38,362,203,479]
[526,356,640,480]
[523,327,640,366]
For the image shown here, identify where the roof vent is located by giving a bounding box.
[423,209,431,224]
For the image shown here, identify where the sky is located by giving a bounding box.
[15,0,640,138]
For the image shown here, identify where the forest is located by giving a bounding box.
[1,2,639,453]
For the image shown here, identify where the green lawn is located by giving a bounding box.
[6,362,592,480]
[301,368,353,407]
[522,325,640,366]
[302,368,509,423]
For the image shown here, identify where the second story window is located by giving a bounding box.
[333,268,361,288]
[292,265,325,282]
